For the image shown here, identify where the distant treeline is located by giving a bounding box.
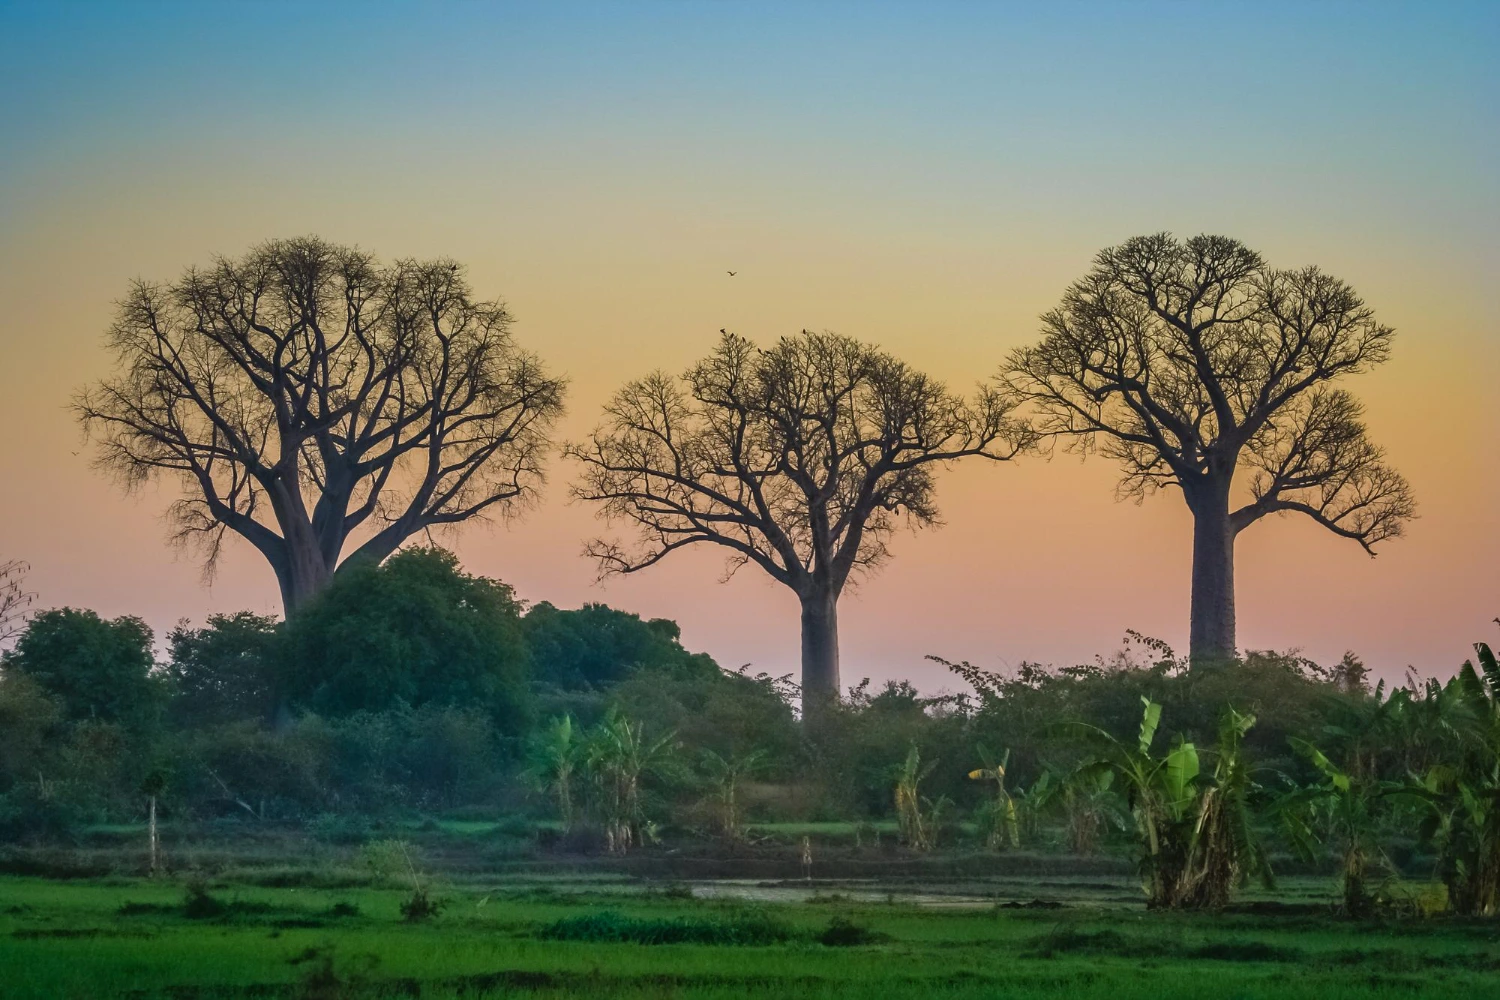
[4,546,1498,915]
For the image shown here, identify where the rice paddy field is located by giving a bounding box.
[3,855,1498,999]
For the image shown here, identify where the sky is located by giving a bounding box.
[0,1,1496,690]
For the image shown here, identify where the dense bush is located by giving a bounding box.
[525,601,720,690]
[7,534,1497,920]
[165,612,279,726]
[276,548,531,728]
[3,608,159,726]
[538,909,793,945]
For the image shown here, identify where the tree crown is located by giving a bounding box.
[78,237,566,604]
[1006,233,1414,548]
[569,330,1033,595]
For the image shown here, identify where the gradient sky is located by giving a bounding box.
[1,1,1496,690]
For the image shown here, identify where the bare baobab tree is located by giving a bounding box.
[1006,233,1415,665]
[0,560,33,647]
[78,238,567,612]
[568,330,1034,718]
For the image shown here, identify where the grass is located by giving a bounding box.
[538,909,794,945]
[2,872,1497,998]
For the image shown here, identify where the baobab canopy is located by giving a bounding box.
[1006,233,1415,664]
[77,237,567,613]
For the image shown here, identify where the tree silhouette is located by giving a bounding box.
[78,238,566,612]
[568,330,1033,717]
[1007,233,1414,664]
[0,560,32,648]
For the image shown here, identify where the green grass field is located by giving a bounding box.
[3,872,1497,999]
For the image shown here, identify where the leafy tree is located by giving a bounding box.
[166,612,280,725]
[1007,234,1414,663]
[276,548,530,728]
[609,665,801,770]
[0,672,62,792]
[78,237,566,612]
[524,602,718,690]
[570,330,1032,717]
[3,608,158,726]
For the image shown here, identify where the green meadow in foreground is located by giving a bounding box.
[3,875,1498,999]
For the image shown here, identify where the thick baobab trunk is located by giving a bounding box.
[1187,476,1236,667]
[280,534,333,613]
[799,586,841,712]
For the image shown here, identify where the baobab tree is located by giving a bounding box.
[78,237,566,612]
[1007,233,1414,665]
[568,330,1033,716]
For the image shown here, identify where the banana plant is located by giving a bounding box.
[1055,767,1125,856]
[1275,677,1425,917]
[581,707,678,854]
[1183,707,1274,909]
[1411,642,1500,916]
[1279,736,1403,916]
[1053,697,1202,908]
[894,744,939,851]
[968,744,1019,850]
[700,748,769,842]
[523,715,579,832]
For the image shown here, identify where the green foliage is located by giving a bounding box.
[524,715,580,831]
[276,548,530,727]
[1412,642,1500,916]
[1183,707,1274,909]
[538,909,793,945]
[399,886,442,922]
[3,608,158,726]
[0,672,61,791]
[968,744,1019,851]
[893,743,949,851]
[173,704,505,819]
[816,915,883,946]
[165,612,279,725]
[359,839,418,885]
[1056,699,1270,909]
[608,666,800,770]
[580,707,679,853]
[700,748,769,841]
[525,601,720,690]
[1278,686,1415,917]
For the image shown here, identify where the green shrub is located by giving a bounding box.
[538,909,793,946]
[400,887,442,922]
[817,916,882,946]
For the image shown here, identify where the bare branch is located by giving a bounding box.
[1232,388,1415,551]
[77,239,566,610]
[569,330,1034,600]
[1004,232,1411,539]
[0,560,34,648]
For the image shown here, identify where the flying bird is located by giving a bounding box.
[726,271,737,276]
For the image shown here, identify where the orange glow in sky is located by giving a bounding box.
[1,3,1495,688]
